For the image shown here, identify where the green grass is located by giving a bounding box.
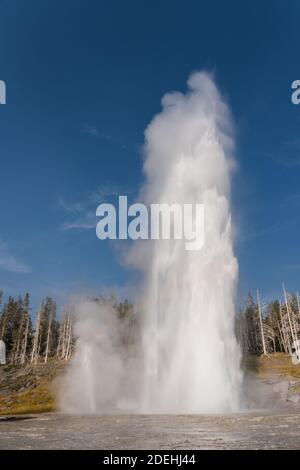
[244,352,300,382]
[0,359,66,415]
[0,379,56,415]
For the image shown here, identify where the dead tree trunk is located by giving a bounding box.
[257,290,267,355]
[44,312,52,363]
[65,313,72,360]
[283,284,300,360]
[21,313,29,365]
[31,310,41,364]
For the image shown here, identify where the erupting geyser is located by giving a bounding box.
[135,71,242,412]
[59,71,242,414]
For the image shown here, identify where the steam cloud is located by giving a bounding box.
[58,298,140,413]
[59,71,243,414]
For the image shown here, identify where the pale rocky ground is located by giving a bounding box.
[0,410,300,449]
[1,354,300,449]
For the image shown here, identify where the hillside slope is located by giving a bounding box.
[0,359,66,415]
[0,354,300,415]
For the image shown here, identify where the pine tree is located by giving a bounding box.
[0,296,20,361]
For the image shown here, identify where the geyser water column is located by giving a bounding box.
[134,72,242,413]
[59,71,242,415]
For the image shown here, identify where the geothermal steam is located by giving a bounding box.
[60,71,242,413]
[135,71,242,412]
[59,299,140,413]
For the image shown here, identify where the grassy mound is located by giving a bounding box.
[0,358,66,415]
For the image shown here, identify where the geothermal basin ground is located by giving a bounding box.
[0,410,300,449]
[1,354,300,449]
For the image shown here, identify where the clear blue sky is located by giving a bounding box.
[0,0,300,314]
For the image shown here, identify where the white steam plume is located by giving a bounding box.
[58,299,140,414]
[59,71,242,414]
[129,71,242,412]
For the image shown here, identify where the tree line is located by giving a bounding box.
[1,286,299,366]
[236,286,300,360]
[0,292,134,365]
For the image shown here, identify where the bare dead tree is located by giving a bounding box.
[56,322,62,357]
[31,309,41,364]
[65,313,73,360]
[283,286,300,362]
[56,311,73,360]
[61,314,68,359]
[20,312,29,365]
[44,311,52,363]
[257,290,267,355]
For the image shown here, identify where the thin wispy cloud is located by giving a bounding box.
[82,123,127,149]
[57,198,85,214]
[60,210,96,231]
[58,185,129,232]
[0,240,32,273]
[88,185,122,204]
[279,192,300,208]
[279,155,300,167]
[241,215,300,242]
[283,263,300,271]
[284,137,300,149]
[276,138,300,167]
[82,123,99,137]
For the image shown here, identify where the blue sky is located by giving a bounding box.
[0,0,300,314]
